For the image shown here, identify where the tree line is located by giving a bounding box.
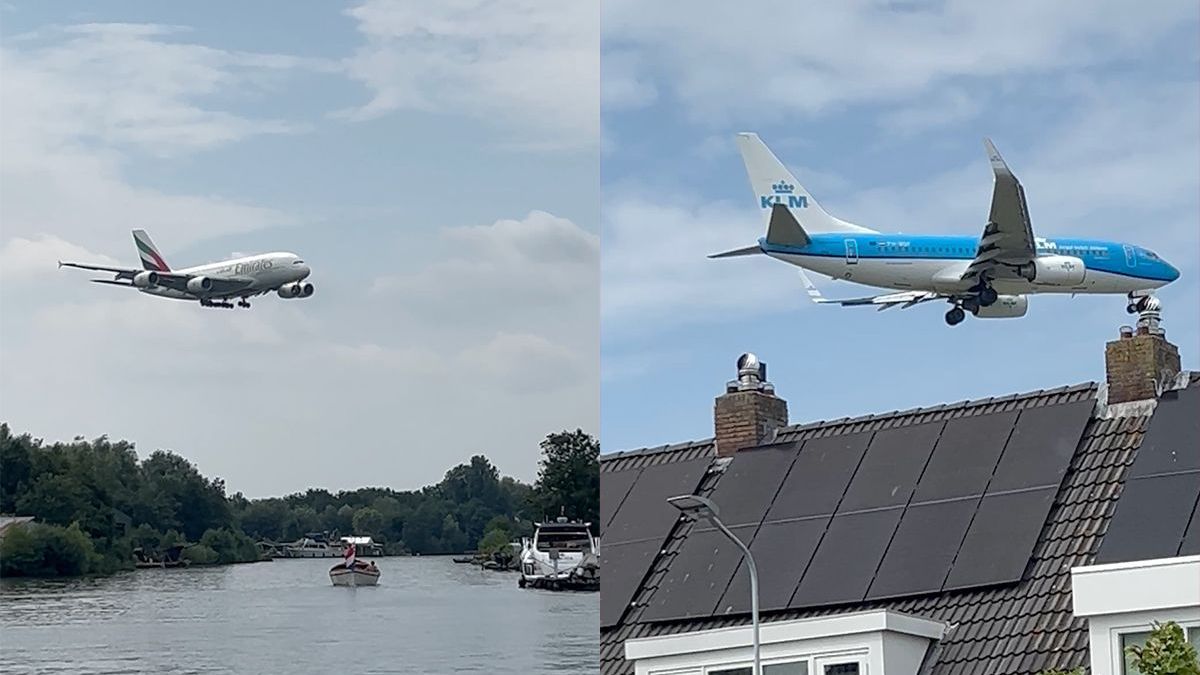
[0,424,598,577]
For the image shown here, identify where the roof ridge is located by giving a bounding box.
[602,380,1099,462]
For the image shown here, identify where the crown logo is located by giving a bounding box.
[771,181,794,194]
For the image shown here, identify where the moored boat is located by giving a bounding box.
[518,517,599,591]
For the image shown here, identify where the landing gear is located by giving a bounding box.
[1126,292,1153,314]
[200,299,235,309]
[945,306,966,326]
[962,297,981,314]
[978,286,998,307]
[237,299,251,309]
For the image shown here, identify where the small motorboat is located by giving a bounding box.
[329,543,380,587]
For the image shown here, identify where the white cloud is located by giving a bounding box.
[340,0,598,147]
[0,24,320,256]
[0,235,119,281]
[372,210,598,331]
[458,332,582,392]
[602,0,1196,123]
[601,195,806,336]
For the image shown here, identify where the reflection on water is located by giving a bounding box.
[1,557,597,674]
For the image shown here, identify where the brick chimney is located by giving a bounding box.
[714,353,789,457]
[1105,297,1181,405]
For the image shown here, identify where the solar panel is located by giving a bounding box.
[839,422,943,513]
[717,516,829,614]
[943,487,1056,590]
[1127,386,1200,479]
[1095,473,1200,564]
[987,400,1092,493]
[606,458,710,545]
[790,508,904,608]
[601,539,663,627]
[766,433,871,521]
[866,497,977,600]
[913,412,1017,502]
[601,468,641,533]
[1180,492,1200,557]
[705,443,800,528]
[640,525,758,622]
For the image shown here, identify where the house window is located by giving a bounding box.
[1120,626,1200,675]
[710,662,808,675]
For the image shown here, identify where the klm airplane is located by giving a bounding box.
[713,133,1181,326]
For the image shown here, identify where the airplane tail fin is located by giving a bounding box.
[132,229,170,271]
[735,132,876,238]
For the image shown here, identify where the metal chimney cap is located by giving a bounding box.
[737,353,761,372]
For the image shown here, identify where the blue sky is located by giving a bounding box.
[0,1,598,496]
[600,0,1200,452]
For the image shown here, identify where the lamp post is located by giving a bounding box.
[667,494,760,675]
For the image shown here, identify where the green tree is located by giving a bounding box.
[440,514,467,554]
[352,507,385,537]
[530,430,599,529]
[1126,622,1200,675]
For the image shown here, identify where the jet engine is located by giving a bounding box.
[974,294,1028,318]
[132,270,159,287]
[1016,255,1085,286]
[277,282,314,299]
[186,276,213,293]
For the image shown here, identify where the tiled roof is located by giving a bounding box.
[599,379,1168,675]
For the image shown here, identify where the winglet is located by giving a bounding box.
[983,138,1012,176]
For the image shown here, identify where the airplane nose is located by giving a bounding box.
[1168,263,1181,282]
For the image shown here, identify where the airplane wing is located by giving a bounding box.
[961,139,1038,281]
[799,270,943,311]
[60,261,253,296]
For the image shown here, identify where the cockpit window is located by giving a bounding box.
[294,259,305,264]
[1143,250,1160,260]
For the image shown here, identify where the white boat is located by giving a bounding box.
[330,543,380,587]
[518,517,599,591]
[329,561,381,586]
[284,533,344,558]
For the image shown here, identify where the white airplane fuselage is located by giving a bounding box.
[141,252,311,300]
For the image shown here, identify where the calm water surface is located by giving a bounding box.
[0,557,597,674]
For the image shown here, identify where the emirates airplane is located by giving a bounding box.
[713,134,1181,326]
[59,230,314,309]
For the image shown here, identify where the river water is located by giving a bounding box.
[0,557,597,674]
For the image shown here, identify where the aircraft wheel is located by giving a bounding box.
[979,287,998,306]
[962,297,981,314]
[945,307,966,326]
[1126,303,1138,314]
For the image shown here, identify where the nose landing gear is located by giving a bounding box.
[237,299,251,309]
[1126,292,1153,314]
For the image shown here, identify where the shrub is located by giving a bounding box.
[0,522,96,577]
[1126,622,1200,675]
[183,544,218,565]
[198,528,259,564]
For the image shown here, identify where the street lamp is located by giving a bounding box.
[667,494,760,675]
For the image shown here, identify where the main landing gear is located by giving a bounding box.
[945,305,966,326]
[200,299,251,309]
[945,283,999,326]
